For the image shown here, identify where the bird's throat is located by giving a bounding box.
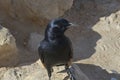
[45,32,65,42]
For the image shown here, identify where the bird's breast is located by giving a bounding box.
[40,37,72,65]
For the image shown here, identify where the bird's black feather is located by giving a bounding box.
[38,18,73,79]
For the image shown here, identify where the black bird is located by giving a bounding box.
[38,18,74,80]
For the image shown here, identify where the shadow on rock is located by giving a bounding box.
[63,0,120,61]
[76,63,120,80]
[4,0,120,67]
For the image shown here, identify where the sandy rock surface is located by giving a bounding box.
[0,0,73,22]
[0,25,18,67]
[0,0,120,80]
[0,61,89,80]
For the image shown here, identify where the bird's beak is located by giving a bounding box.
[69,23,79,27]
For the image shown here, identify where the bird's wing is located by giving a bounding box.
[69,43,73,59]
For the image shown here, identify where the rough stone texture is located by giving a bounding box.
[0,0,120,80]
[65,0,120,73]
[85,11,120,72]
[69,64,89,80]
[0,0,73,46]
[26,0,120,74]
[28,32,44,52]
[0,62,119,80]
[0,25,18,67]
[62,0,120,74]
[0,0,73,22]
[0,61,89,80]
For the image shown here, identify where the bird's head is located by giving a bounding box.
[51,18,71,32]
[45,18,75,40]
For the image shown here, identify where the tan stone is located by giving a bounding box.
[0,0,73,21]
[0,25,18,67]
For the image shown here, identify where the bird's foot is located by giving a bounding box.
[49,77,51,80]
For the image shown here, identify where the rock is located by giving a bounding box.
[69,64,89,80]
[0,0,73,23]
[28,32,44,52]
[0,25,18,67]
[80,10,120,72]
[0,61,89,80]
[2,69,19,80]
[0,0,73,47]
[63,0,120,73]
[0,0,120,80]
[23,60,69,80]
[20,0,120,75]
